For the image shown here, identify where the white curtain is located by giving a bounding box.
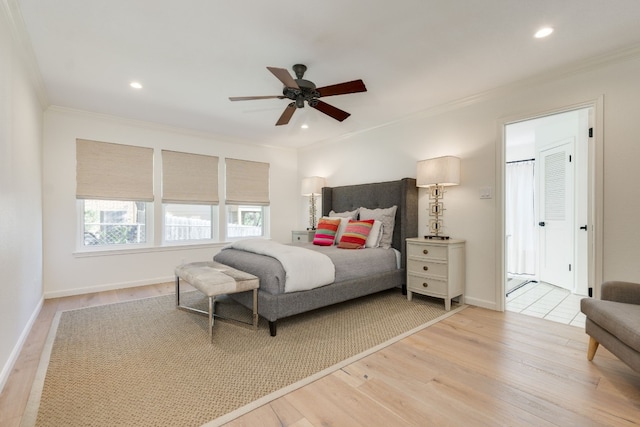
[506,160,536,275]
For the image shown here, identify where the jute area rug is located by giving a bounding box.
[23,289,461,427]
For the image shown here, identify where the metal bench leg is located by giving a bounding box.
[252,289,258,329]
[209,296,214,342]
[175,272,258,341]
[175,275,180,307]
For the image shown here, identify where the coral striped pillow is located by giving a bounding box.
[337,219,375,249]
[312,218,342,246]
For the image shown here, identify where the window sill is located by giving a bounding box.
[73,242,228,258]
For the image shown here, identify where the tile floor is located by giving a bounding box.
[506,279,587,328]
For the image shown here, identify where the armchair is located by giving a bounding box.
[580,281,640,373]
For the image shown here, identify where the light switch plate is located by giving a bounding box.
[480,186,492,199]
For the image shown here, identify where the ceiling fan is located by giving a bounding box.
[229,64,367,126]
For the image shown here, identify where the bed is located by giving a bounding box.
[213,177,418,336]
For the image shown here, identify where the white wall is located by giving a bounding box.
[299,54,640,309]
[42,108,299,297]
[0,4,45,391]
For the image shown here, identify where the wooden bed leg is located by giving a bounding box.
[587,336,599,361]
[269,321,277,337]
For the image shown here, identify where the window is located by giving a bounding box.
[226,205,264,238]
[76,139,154,249]
[83,200,148,246]
[76,140,273,249]
[225,158,270,240]
[164,204,217,242]
[161,150,219,243]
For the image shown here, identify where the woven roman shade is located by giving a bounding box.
[225,158,270,205]
[76,139,154,201]
[162,150,219,204]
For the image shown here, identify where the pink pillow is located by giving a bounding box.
[337,219,375,249]
[313,218,341,246]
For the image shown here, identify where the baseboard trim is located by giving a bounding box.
[463,296,497,311]
[44,276,175,299]
[0,297,43,394]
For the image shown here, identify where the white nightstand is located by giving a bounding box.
[292,230,315,243]
[405,237,465,310]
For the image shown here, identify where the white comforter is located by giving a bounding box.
[225,239,335,292]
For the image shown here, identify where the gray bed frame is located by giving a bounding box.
[218,177,418,336]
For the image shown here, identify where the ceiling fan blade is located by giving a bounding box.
[311,100,351,122]
[267,67,300,89]
[229,95,285,101]
[316,79,367,97]
[276,103,296,126]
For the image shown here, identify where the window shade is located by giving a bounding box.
[225,158,270,205]
[162,150,219,204]
[76,139,154,201]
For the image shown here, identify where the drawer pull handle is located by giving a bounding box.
[423,266,429,271]
[423,249,429,255]
[423,282,429,288]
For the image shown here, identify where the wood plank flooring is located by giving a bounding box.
[1,284,639,426]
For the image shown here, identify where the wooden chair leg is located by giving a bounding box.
[587,336,599,361]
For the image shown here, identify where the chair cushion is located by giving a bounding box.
[581,299,640,353]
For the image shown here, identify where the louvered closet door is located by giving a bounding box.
[538,139,575,291]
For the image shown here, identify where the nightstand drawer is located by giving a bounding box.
[407,259,448,277]
[292,230,315,243]
[406,243,447,260]
[407,275,448,295]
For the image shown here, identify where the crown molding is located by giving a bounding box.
[426,43,640,117]
[47,105,297,153]
[1,0,49,108]
[302,43,640,152]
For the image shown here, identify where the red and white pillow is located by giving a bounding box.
[337,219,375,249]
[312,218,342,246]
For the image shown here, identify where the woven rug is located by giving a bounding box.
[22,289,462,427]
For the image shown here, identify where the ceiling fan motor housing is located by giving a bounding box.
[282,78,320,108]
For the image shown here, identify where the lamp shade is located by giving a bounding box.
[416,156,460,187]
[301,176,326,196]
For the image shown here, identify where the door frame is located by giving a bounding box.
[495,97,604,311]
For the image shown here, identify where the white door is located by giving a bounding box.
[538,139,575,290]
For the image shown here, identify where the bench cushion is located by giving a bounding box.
[175,261,258,297]
[581,298,640,353]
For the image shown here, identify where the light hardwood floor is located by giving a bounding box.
[2,284,639,426]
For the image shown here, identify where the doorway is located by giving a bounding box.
[503,107,593,324]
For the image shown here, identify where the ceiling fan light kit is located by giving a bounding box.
[229,64,367,126]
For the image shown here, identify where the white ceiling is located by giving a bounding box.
[15,0,640,149]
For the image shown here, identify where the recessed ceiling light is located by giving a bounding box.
[130,81,143,89]
[534,27,554,38]
[301,124,309,129]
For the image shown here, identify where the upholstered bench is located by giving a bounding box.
[175,261,259,341]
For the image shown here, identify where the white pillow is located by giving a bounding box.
[335,217,352,244]
[322,216,351,244]
[365,220,383,248]
[359,206,397,249]
[329,209,358,219]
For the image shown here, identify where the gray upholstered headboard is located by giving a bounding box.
[321,178,418,268]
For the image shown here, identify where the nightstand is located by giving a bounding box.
[291,230,315,243]
[405,237,465,310]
